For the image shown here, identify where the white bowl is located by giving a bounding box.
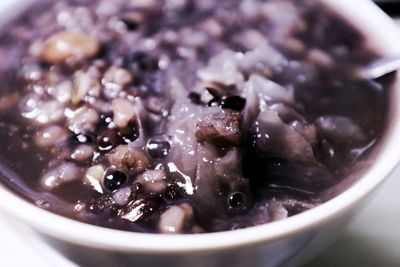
[0,1,400,267]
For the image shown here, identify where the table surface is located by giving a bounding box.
[1,1,400,266]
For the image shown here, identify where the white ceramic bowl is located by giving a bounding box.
[1,1,400,267]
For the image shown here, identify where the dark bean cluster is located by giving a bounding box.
[96,120,139,152]
[188,87,246,112]
[207,88,246,111]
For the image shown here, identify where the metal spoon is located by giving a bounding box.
[356,55,400,80]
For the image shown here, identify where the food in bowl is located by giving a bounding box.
[0,0,391,234]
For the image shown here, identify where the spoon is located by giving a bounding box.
[356,55,400,80]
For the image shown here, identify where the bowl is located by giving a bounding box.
[0,0,400,267]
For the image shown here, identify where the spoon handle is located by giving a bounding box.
[356,55,400,80]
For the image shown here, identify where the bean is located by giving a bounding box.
[112,98,136,129]
[103,167,128,192]
[71,144,94,162]
[67,106,99,134]
[146,136,171,159]
[136,169,167,193]
[103,67,133,87]
[113,187,132,206]
[84,165,105,194]
[97,128,122,152]
[40,162,80,190]
[108,145,150,174]
[35,125,68,147]
[159,203,193,234]
[42,31,100,64]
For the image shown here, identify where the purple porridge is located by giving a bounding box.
[0,0,391,233]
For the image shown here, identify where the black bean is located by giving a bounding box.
[188,92,202,105]
[119,123,139,144]
[131,182,144,197]
[103,168,128,192]
[129,51,159,71]
[228,192,245,209]
[206,87,220,98]
[146,136,171,158]
[122,20,139,31]
[165,182,185,200]
[221,96,246,111]
[97,128,122,151]
[120,12,143,31]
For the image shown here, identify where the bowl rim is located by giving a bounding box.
[1,0,400,253]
